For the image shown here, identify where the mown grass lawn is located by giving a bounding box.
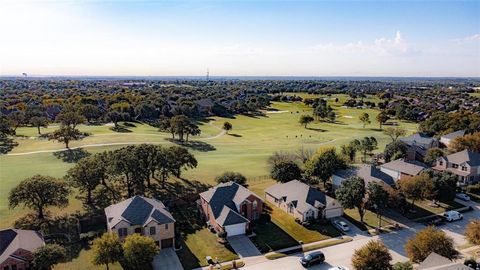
[56,247,123,270]
[402,199,466,220]
[343,208,394,231]
[1,94,419,228]
[176,228,238,269]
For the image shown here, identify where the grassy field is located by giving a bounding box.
[0,94,418,228]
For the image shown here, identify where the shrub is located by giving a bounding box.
[215,171,247,185]
[352,240,392,270]
[465,219,480,245]
[405,227,459,263]
[393,262,413,270]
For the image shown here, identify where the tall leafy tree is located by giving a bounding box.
[110,146,145,197]
[92,232,123,270]
[384,140,408,162]
[168,146,198,178]
[422,169,457,202]
[304,147,346,186]
[9,175,70,219]
[383,127,406,142]
[270,160,303,183]
[29,116,49,135]
[366,182,389,227]
[56,103,85,129]
[65,155,103,207]
[0,113,16,153]
[424,148,445,166]
[335,176,366,222]
[398,174,434,210]
[376,111,389,129]
[48,125,82,148]
[352,240,392,270]
[122,234,159,270]
[299,115,314,128]
[170,115,190,141]
[358,137,378,161]
[6,111,25,131]
[405,227,459,263]
[359,112,371,128]
[450,132,480,152]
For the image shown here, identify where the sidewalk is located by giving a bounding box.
[192,236,350,270]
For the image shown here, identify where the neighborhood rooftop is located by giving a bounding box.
[0,229,45,264]
[443,149,480,167]
[418,252,473,270]
[381,158,428,176]
[400,133,436,147]
[199,182,258,226]
[105,196,175,227]
[441,130,465,140]
[335,164,395,186]
[265,180,328,213]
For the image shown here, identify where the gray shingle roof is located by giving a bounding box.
[441,130,465,140]
[0,229,44,264]
[381,159,428,176]
[265,180,328,214]
[199,182,261,226]
[444,150,480,167]
[105,196,175,228]
[400,133,437,148]
[418,252,473,270]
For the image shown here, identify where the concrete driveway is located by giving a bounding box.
[227,235,261,258]
[333,217,369,239]
[152,248,184,270]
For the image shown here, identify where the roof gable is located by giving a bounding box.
[0,229,17,255]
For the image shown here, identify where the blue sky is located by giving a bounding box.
[0,0,479,76]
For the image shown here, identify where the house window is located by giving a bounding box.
[11,266,16,270]
[150,226,156,235]
[165,224,168,230]
[439,161,443,166]
[452,164,459,169]
[134,227,142,234]
[118,228,127,237]
[461,166,467,171]
[253,200,258,210]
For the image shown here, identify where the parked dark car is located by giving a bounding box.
[300,251,325,267]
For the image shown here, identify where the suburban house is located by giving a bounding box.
[198,182,264,236]
[418,252,473,270]
[400,133,439,161]
[380,159,428,181]
[0,229,45,270]
[265,180,343,222]
[332,164,395,189]
[440,130,465,148]
[433,149,480,186]
[105,196,176,249]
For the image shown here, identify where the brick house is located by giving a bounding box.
[380,159,428,181]
[105,196,176,249]
[198,182,263,236]
[0,229,45,270]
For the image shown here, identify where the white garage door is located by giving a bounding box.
[325,207,343,219]
[225,223,246,236]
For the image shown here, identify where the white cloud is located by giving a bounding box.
[309,31,415,57]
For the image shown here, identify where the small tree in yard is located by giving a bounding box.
[270,160,303,183]
[335,176,366,222]
[299,115,314,128]
[123,234,159,270]
[33,244,67,270]
[92,232,123,270]
[223,121,232,134]
[366,182,389,228]
[352,240,392,270]
[215,171,247,186]
[424,148,444,166]
[465,219,480,245]
[384,127,406,142]
[397,174,434,210]
[9,175,70,219]
[359,112,371,128]
[405,227,459,263]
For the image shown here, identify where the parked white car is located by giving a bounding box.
[443,210,463,222]
[456,193,471,201]
[333,220,350,232]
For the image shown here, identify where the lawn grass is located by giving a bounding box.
[265,203,341,244]
[403,199,466,220]
[343,208,394,231]
[56,247,123,270]
[251,219,299,253]
[176,228,239,269]
[264,237,353,260]
[0,94,419,229]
